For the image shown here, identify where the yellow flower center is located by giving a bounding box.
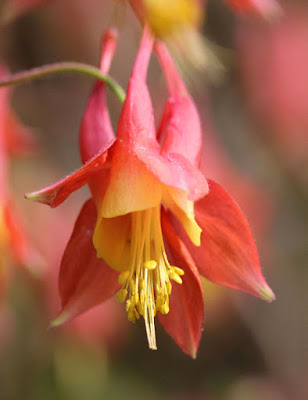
[115,206,184,350]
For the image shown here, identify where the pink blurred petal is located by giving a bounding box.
[4,200,44,271]
[4,108,36,156]
[236,5,308,167]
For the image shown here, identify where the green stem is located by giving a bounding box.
[0,62,126,103]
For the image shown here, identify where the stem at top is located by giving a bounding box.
[0,62,126,103]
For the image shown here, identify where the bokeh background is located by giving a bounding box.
[0,1,307,399]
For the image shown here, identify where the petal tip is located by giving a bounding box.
[49,311,69,328]
[258,284,275,303]
[189,347,198,359]
[24,190,56,207]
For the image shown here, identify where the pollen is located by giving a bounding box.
[115,206,184,350]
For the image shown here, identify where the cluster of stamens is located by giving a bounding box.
[115,206,184,350]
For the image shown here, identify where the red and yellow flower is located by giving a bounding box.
[26,28,274,357]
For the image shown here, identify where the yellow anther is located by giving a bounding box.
[134,309,140,320]
[136,302,144,316]
[139,277,145,289]
[155,283,162,294]
[135,291,139,305]
[112,206,186,350]
[129,278,136,292]
[116,288,128,303]
[130,296,136,308]
[128,310,136,323]
[125,299,131,312]
[156,295,163,308]
[172,273,183,284]
[160,304,169,314]
[118,270,129,285]
[168,269,183,284]
[173,266,185,276]
[144,260,157,270]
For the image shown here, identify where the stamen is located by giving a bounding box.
[118,270,129,284]
[144,260,157,270]
[116,206,184,350]
[173,266,185,276]
[116,288,127,303]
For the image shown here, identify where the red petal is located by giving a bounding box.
[79,29,117,164]
[159,211,204,358]
[52,199,120,326]
[25,139,114,208]
[155,41,202,167]
[179,180,275,301]
[116,27,157,147]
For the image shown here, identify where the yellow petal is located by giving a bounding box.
[101,154,162,218]
[163,186,202,246]
[93,213,131,272]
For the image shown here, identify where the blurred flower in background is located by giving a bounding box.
[0,66,42,299]
[236,3,308,180]
[128,0,222,73]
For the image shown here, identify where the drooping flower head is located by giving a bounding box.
[27,28,274,356]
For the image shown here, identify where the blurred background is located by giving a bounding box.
[0,0,307,399]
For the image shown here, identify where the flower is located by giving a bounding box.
[223,0,282,19]
[0,66,42,298]
[129,0,203,39]
[128,0,210,71]
[26,28,274,357]
[236,4,308,175]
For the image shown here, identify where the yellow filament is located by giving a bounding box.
[115,206,184,350]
